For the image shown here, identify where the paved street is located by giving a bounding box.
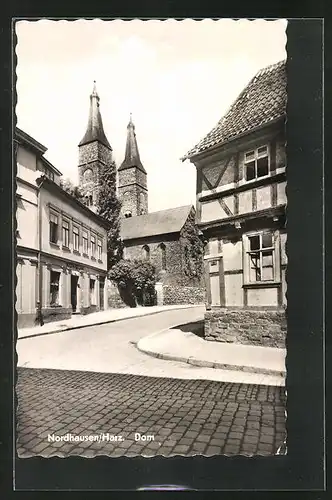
[16,367,286,457]
[16,307,286,457]
[17,307,206,376]
[17,307,283,385]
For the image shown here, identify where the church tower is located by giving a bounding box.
[118,114,148,218]
[78,81,113,210]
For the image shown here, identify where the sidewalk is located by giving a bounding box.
[137,326,286,379]
[17,304,204,339]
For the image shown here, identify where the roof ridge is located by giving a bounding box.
[182,59,286,160]
[123,204,192,219]
[205,59,286,134]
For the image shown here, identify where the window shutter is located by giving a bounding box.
[274,230,281,282]
[242,234,249,284]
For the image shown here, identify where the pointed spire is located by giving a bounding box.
[119,114,146,173]
[78,81,112,149]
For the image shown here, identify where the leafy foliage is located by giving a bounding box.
[60,177,85,201]
[180,209,205,279]
[96,161,123,270]
[109,259,157,306]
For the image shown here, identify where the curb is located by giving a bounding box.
[18,305,204,340]
[136,330,286,378]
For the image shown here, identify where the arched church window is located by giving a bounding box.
[124,211,132,218]
[83,169,93,182]
[142,245,150,261]
[158,243,166,270]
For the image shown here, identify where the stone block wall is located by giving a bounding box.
[81,305,98,315]
[204,308,286,348]
[163,285,206,305]
[124,237,184,285]
[41,307,72,324]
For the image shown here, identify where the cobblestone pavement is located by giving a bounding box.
[16,368,286,457]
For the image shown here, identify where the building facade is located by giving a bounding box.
[182,61,287,347]
[16,128,109,328]
[120,205,205,306]
[75,86,205,307]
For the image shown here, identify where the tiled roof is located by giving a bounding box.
[118,115,146,174]
[182,60,286,160]
[121,205,193,241]
[79,82,112,150]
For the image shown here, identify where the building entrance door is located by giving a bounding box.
[99,277,105,311]
[71,275,79,312]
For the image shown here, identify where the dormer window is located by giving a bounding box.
[244,145,269,181]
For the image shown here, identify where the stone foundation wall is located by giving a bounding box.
[41,307,72,324]
[204,308,286,348]
[17,313,36,329]
[81,305,98,315]
[163,285,206,306]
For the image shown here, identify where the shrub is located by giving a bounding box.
[108,259,157,307]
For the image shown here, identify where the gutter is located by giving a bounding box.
[36,182,44,325]
[181,115,285,163]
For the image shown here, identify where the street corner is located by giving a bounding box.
[16,367,286,459]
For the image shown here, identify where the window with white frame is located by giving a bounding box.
[73,225,80,252]
[244,145,269,182]
[91,234,96,257]
[97,239,102,260]
[50,212,59,244]
[245,232,276,283]
[62,219,70,248]
[82,230,88,254]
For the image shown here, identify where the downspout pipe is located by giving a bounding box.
[36,176,44,325]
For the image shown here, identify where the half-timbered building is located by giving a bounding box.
[182,60,287,347]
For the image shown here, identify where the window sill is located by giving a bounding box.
[240,174,270,185]
[62,246,71,253]
[91,256,96,261]
[50,242,60,248]
[73,249,81,255]
[98,259,103,264]
[83,253,89,258]
[243,281,281,289]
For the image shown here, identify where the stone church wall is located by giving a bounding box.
[122,235,205,306]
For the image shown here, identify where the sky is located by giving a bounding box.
[16,19,287,212]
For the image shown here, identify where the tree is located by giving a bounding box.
[132,259,156,306]
[108,259,157,307]
[60,177,85,201]
[180,209,205,280]
[96,162,123,270]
